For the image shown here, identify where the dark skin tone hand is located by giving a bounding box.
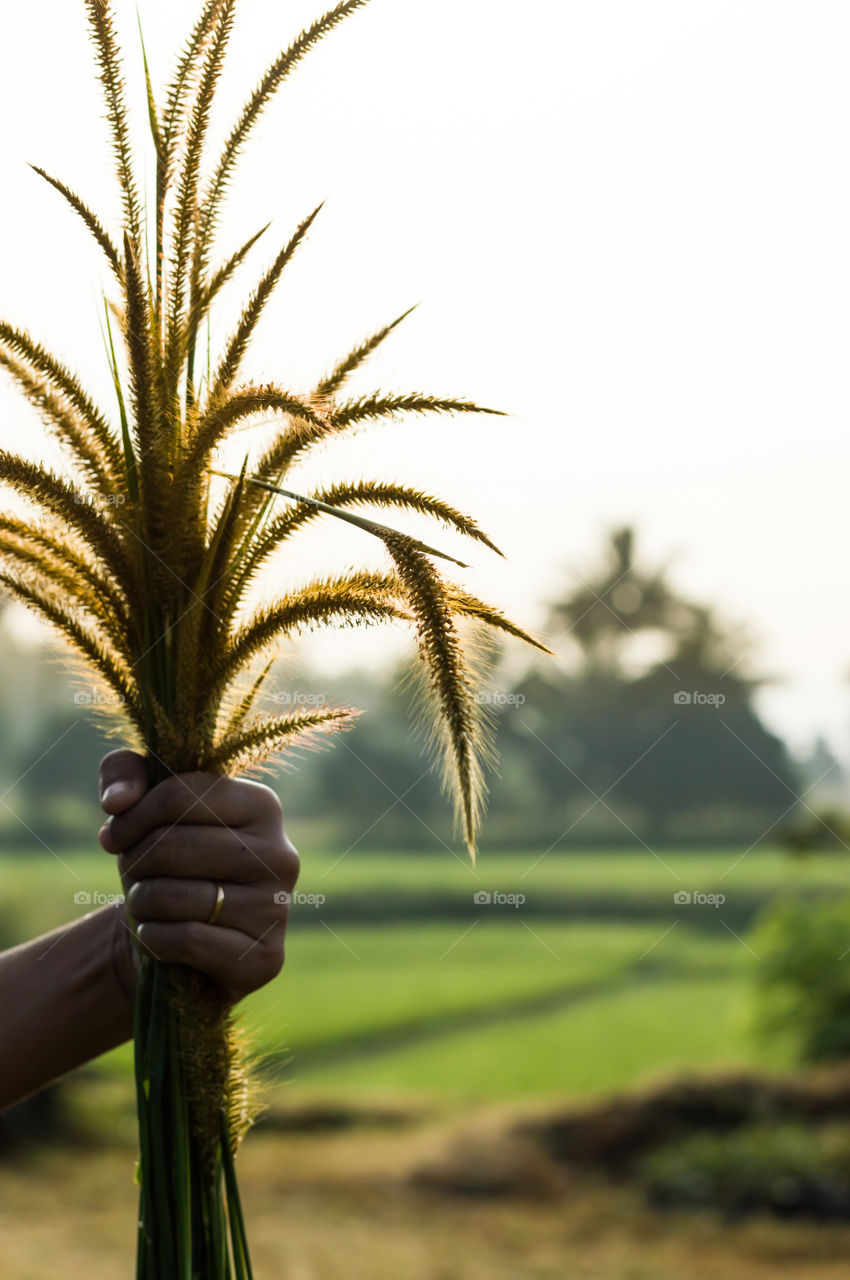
[100,749,301,1004]
[0,752,300,1110]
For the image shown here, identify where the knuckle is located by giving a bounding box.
[258,934,284,981]
[182,772,224,807]
[159,774,197,816]
[127,879,154,918]
[99,747,142,777]
[239,779,282,825]
[231,834,267,878]
[260,785,283,822]
[107,813,133,852]
[119,840,149,877]
[135,826,179,873]
[181,920,208,965]
[137,922,167,962]
[283,844,300,885]
[262,834,300,884]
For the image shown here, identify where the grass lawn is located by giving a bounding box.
[0,845,838,1100]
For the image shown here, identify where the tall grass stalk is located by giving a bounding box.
[0,1,549,1274]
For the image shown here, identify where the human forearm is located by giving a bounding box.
[0,904,137,1110]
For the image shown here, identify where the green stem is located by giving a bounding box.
[134,952,253,1277]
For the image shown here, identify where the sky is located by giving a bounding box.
[0,0,848,759]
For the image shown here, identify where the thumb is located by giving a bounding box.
[99,749,149,816]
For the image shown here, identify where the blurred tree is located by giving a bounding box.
[548,526,749,681]
[549,525,680,678]
[492,527,800,846]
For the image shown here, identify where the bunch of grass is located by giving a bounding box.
[0,1,548,1274]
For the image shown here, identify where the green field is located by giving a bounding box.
[6,845,850,1279]
[1,846,845,1101]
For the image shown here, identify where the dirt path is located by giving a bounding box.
[2,1124,850,1279]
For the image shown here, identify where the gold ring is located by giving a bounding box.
[207,883,225,925]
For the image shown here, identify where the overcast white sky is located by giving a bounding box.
[0,1,848,758]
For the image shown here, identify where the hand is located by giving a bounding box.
[98,750,300,1004]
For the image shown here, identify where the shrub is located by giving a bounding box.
[642,1122,850,1219]
[752,895,850,1063]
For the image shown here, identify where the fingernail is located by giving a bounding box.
[102,781,135,809]
[99,820,116,853]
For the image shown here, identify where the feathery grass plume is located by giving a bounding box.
[0,322,124,481]
[167,0,236,388]
[379,531,489,854]
[190,0,369,286]
[185,220,272,355]
[331,391,507,429]
[0,516,131,631]
[0,451,134,584]
[212,570,413,700]
[206,706,360,774]
[246,393,503,511]
[0,2,548,1275]
[29,165,124,283]
[315,305,418,400]
[0,533,127,653]
[209,202,324,401]
[210,478,488,625]
[0,353,118,499]
[220,655,276,740]
[221,473,474,566]
[184,382,330,484]
[84,0,143,249]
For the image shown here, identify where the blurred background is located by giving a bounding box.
[2,1,850,1277]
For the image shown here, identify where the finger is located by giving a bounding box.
[127,877,289,940]
[109,773,283,853]
[99,750,150,815]
[136,920,285,996]
[118,824,297,886]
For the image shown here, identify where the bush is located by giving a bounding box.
[641,1123,850,1218]
[752,895,850,1063]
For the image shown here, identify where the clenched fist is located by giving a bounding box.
[98,750,300,1004]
